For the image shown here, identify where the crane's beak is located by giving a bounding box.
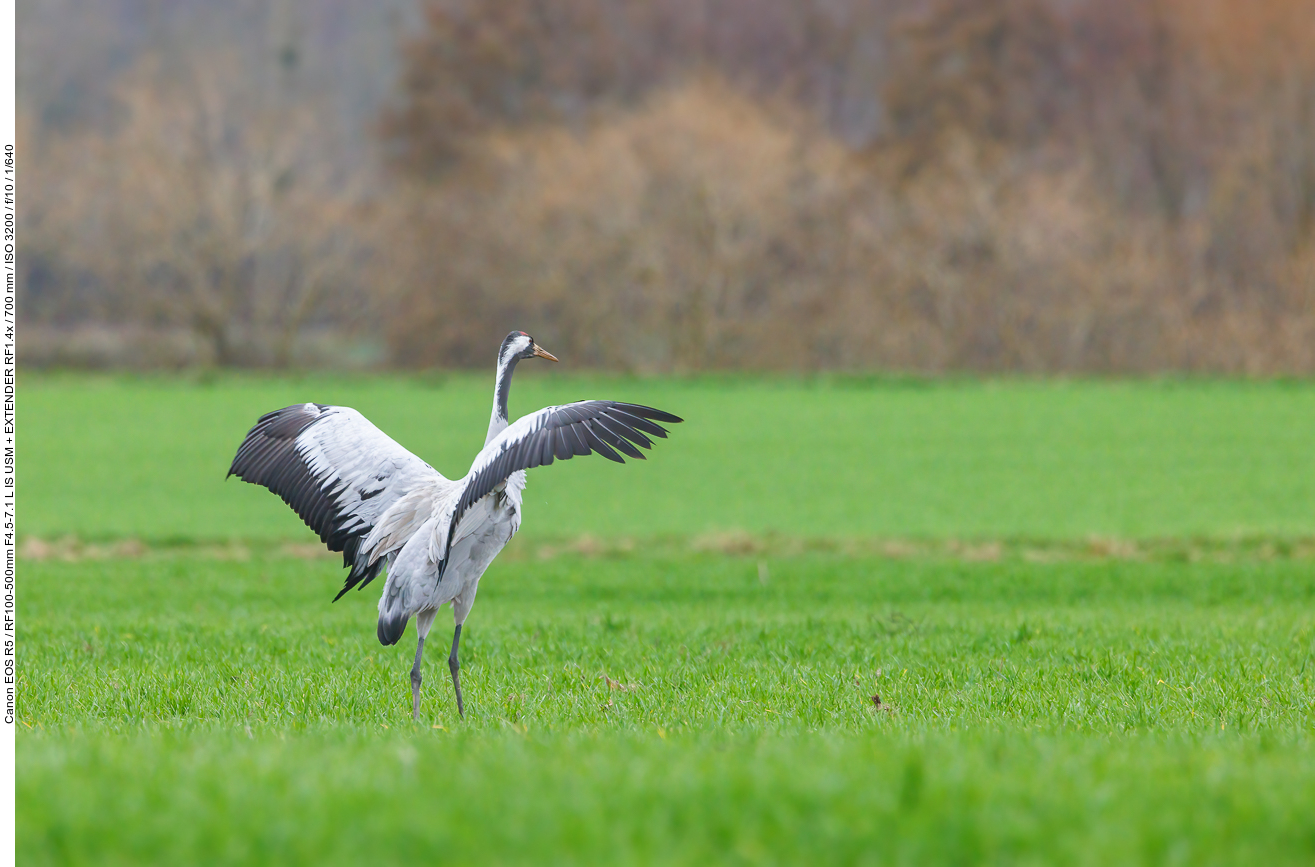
[532,344,558,362]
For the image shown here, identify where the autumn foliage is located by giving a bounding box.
[369,0,1315,373]
[24,0,1315,372]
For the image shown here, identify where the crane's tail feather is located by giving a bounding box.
[377,611,409,646]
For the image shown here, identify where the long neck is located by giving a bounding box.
[486,351,519,445]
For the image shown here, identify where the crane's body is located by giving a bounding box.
[377,468,524,640]
[228,332,682,718]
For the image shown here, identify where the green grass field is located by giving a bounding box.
[23,373,1315,541]
[18,374,1315,864]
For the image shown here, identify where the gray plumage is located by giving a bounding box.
[227,331,682,718]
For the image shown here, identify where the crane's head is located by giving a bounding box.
[501,331,558,365]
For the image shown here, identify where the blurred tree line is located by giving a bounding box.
[21,0,1315,373]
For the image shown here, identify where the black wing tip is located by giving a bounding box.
[614,403,683,424]
[332,558,384,602]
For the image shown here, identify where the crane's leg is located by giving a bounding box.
[410,636,426,720]
[449,624,464,718]
[409,608,438,721]
[448,579,481,718]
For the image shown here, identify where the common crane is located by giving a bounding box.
[227,331,682,718]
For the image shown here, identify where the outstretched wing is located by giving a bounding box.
[227,403,448,599]
[437,401,683,570]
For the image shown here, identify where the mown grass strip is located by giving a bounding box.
[21,531,1315,566]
